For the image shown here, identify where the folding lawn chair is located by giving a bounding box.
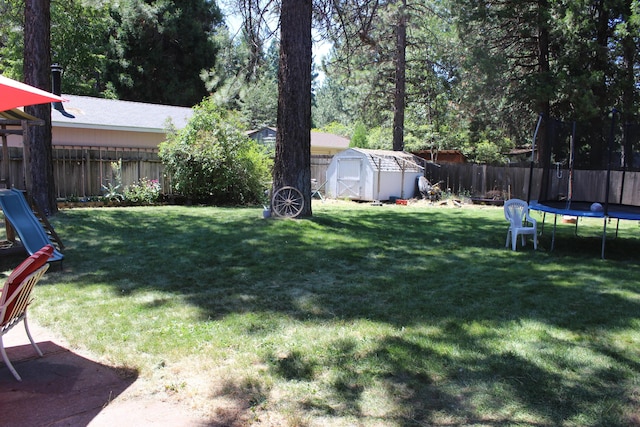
[0,245,53,380]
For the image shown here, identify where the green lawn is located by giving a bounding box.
[5,201,640,426]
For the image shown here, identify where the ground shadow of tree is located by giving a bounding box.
[19,206,640,426]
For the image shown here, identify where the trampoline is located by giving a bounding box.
[525,112,640,258]
[529,200,640,258]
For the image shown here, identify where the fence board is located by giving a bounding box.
[426,163,639,205]
[311,155,332,191]
[1,145,637,206]
[1,149,337,200]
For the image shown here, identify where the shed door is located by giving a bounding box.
[336,158,362,198]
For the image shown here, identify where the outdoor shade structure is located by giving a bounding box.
[0,109,44,190]
[0,74,62,251]
[526,112,640,258]
[325,148,424,201]
[0,74,65,190]
[0,74,65,112]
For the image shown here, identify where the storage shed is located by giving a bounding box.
[325,148,424,201]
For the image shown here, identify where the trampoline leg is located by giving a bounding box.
[551,214,557,251]
[601,218,607,259]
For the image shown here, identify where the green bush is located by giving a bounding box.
[474,140,507,164]
[124,178,161,204]
[159,99,272,205]
[349,122,368,148]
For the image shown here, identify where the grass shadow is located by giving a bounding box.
[21,204,640,426]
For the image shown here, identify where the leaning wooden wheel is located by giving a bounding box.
[272,186,304,218]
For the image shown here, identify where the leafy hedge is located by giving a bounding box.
[159,99,272,205]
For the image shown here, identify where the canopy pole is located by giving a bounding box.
[527,113,543,203]
[22,120,30,191]
[566,121,576,210]
[1,128,8,188]
[604,109,617,217]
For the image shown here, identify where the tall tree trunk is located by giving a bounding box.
[273,0,312,217]
[23,0,57,215]
[392,0,407,152]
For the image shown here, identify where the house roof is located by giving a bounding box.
[247,127,349,150]
[246,127,276,137]
[49,98,350,151]
[347,148,424,172]
[508,147,533,156]
[310,132,349,149]
[413,149,465,156]
[412,149,467,164]
[52,95,194,133]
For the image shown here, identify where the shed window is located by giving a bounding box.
[337,158,361,180]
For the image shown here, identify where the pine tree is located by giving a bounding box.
[273,0,313,217]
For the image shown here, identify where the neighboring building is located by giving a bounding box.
[506,147,533,164]
[246,127,277,152]
[413,149,467,164]
[5,94,193,150]
[3,95,193,198]
[247,126,350,156]
[3,98,350,199]
[49,95,194,150]
[325,148,424,201]
[309,131,350,155]
[247,127,350,189]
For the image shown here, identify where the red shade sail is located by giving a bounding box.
[0,74,66,112]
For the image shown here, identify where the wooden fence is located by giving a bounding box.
[2,146,165,199]
[425,163,640,205]
[2,145,638,205]
[425,163,536,200]
[311,155,332,194]
[1,148,335,200]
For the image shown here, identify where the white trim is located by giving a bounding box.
[52,121,166,133]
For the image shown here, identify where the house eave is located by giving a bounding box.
[52,121,166,134]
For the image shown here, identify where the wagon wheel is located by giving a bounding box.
[272,186,304,218]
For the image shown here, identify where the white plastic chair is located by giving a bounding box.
[504,199,537,251]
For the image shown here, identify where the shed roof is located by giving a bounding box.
[51,95,194,133]
[347,148,424,173]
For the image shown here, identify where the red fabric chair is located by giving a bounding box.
[0,245,53,380]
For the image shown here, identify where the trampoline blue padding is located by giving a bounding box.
[529,200,640,221]
[528,200,640,258]
[529,201,604,218]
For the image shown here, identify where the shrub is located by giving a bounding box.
[349,122,368,148]
[102,160,124,202]
[124,178,161,204]
[474,140,507,164]
[159,99,272,205]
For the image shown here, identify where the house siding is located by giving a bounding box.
[2,99,351,199]
[53,127,165,149]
